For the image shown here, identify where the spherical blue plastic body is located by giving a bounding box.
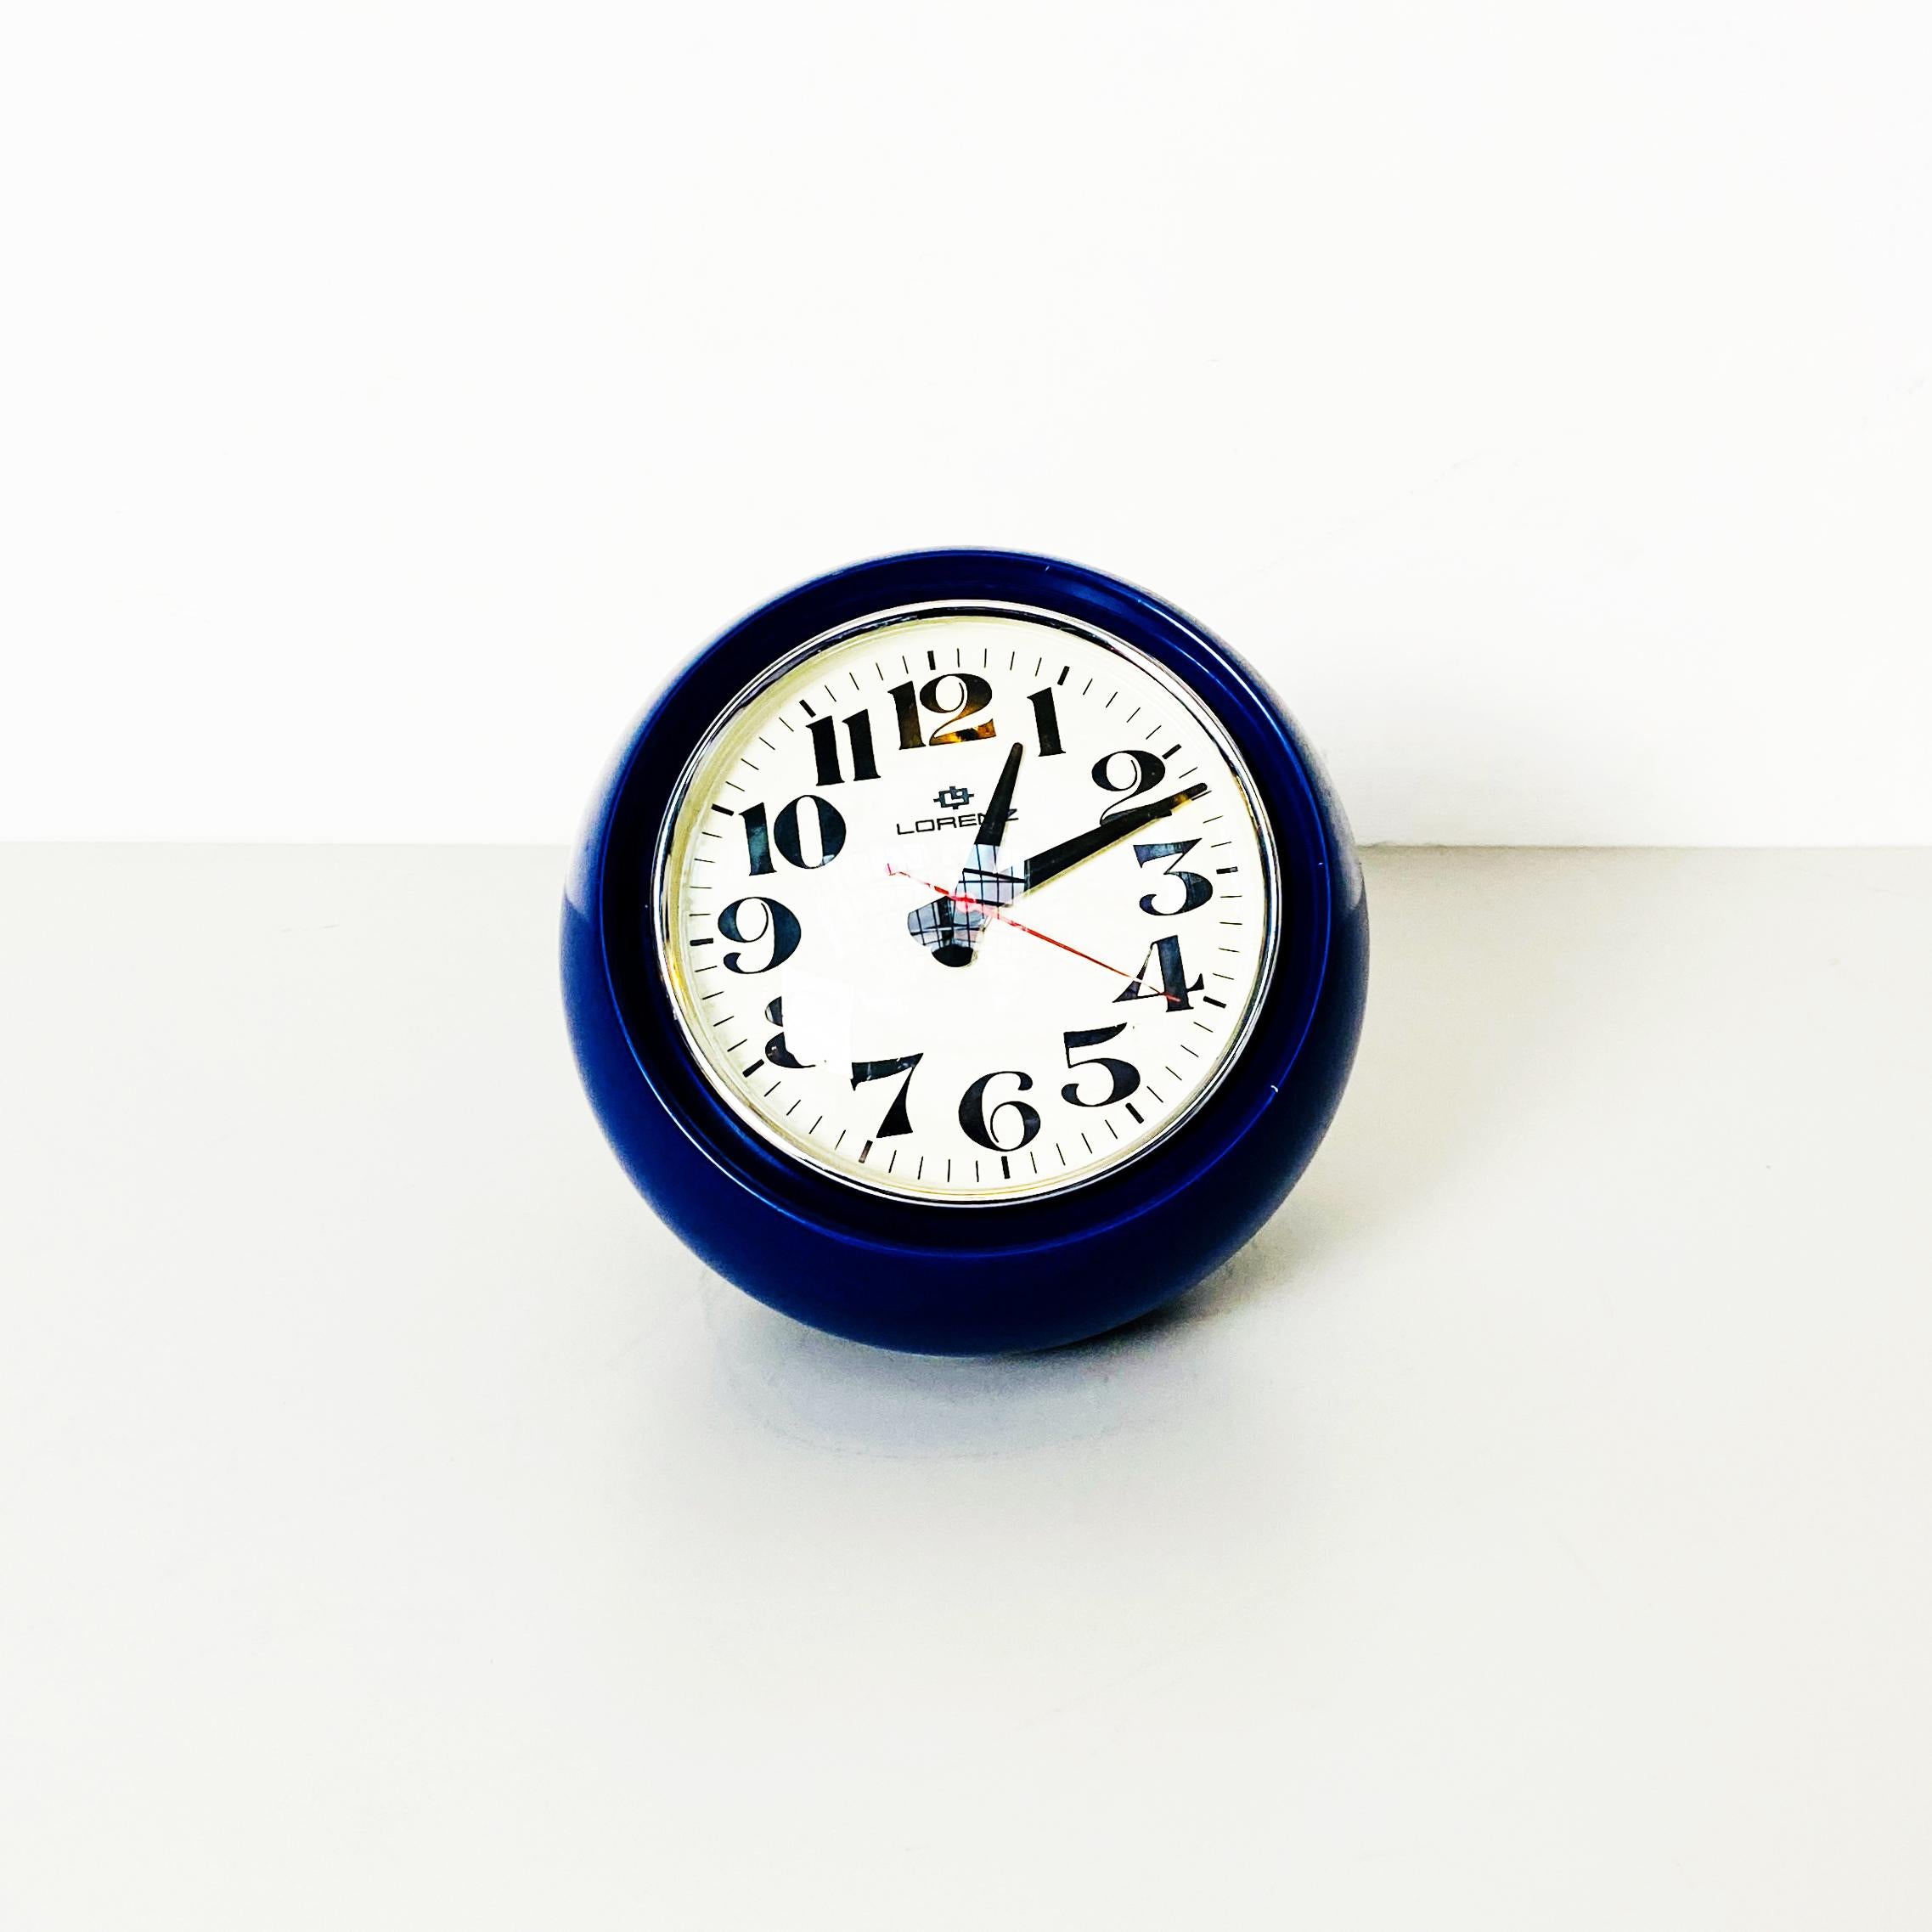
[562,550,1368,1355]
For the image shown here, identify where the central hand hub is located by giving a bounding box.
[907,741,1025,966]
[910,855,1022,967]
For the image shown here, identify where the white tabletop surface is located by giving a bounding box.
[3,844,1928,1929]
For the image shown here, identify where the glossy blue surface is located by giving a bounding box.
[562,550,1368,1355]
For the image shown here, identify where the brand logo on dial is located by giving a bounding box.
[898,808,1013,836]
[933,785,973,809]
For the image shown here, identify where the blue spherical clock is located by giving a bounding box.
[562,549,1367,1355]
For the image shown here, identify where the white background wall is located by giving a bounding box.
[3,1,1927,847]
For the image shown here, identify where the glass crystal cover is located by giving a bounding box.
[654,605,1280,1203]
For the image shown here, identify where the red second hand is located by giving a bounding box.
[886,865,1181,1005]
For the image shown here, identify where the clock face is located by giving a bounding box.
[653,603,1281,1203]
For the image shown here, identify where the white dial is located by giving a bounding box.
[655,604,1279,1203]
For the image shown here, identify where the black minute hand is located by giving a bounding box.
[1019,784,1208,895]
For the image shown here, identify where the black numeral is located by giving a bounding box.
[959,1069,1040,1151]
[740,801,774,876]
[1061,1024,1141,1107]
[1027,686,1065,756]
[741,796,846,873]
[808,712,880,786]
[852,1052,923,1137]
[887,674,996,749]
[1133,839,1212,915]
[763,997,813,1068]
[887,679,923,751]
[1094,749,1167,819]
[718,896,801,974]
[1113,936,1203,1011]
[774,795,844,869]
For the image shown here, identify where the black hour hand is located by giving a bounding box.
[972,741,1024,856]
[907,741,1025,966]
